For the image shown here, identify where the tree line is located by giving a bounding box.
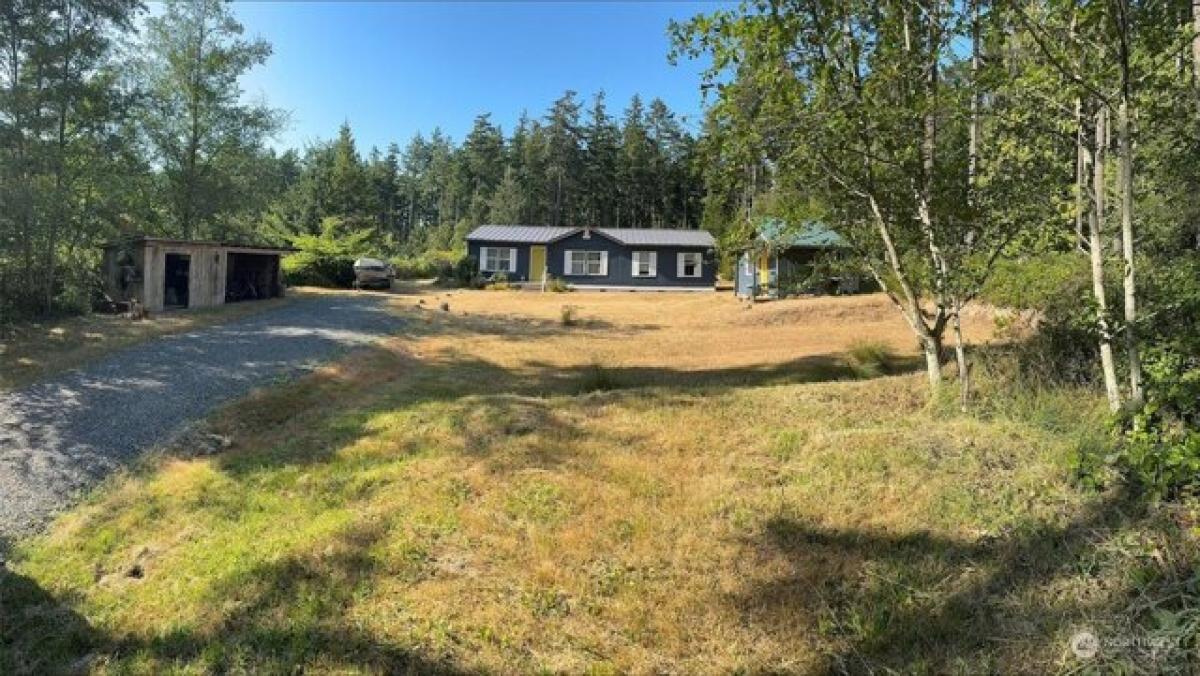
[266,90,703,259]
[0,0,704,321]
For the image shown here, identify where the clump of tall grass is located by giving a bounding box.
[846,340,895,378]
[560,304,580,327]
[577,360,622,393]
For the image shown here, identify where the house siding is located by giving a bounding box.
[468,232,715,289]
[546,232,714,288]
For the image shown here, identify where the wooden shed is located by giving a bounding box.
[101,236,293,312]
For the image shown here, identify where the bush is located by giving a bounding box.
[1115,347,1200,500]
[391,251,459,280]
[577,361,622,393]
[283,253,355,288]
[559,304,579,326]
[283,217,371,288]
[546,276,570,293]
[435,255,483,289]
[981,252,1090,311]
[489,271,514,290]
[846,340,894,378]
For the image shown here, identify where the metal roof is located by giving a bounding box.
[596,228,716,247]
[101,235,295,253]
[465,225,579,243]
[467,225,715,248]
[757,218,846,249]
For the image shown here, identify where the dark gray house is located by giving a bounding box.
[466,225,717,291]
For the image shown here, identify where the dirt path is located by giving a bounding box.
[0,294,403,541]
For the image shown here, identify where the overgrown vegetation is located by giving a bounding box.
[677,0,1200,497]
[845,340,894,379]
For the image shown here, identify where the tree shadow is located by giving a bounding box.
[398,305,661,339]
[731,488,1194,672]
[1,524,476,674]
[204,341,923,478]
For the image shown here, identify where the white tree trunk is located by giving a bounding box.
[952,304,969,412]
[1091,107,1122,412]
[1193,0,1200,113]
[1117,98,1143,405]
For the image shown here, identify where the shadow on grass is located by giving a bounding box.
[207,343,923,479]
[0,292,927,672]
[1,524,475,674]
[735,488,1197,672]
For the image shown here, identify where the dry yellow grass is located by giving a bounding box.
[6,286,1186,674]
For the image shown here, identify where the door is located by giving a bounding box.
[164,253,190,309]
[529,245,546,283]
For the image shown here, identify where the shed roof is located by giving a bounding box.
[466,225,715,248]
[102,236,295,253]
[756,218,846,249]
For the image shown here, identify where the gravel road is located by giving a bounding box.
[0,294,404,541]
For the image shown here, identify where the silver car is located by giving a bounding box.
[353,257,394,290]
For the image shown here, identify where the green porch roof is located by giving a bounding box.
[757,218,846,249]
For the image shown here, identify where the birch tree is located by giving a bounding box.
[674,0,1040,395]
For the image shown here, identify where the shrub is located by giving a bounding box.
[391,251,459,280]
[546,276,570,293]
[577,361,622,393]
[488,271,515,291]
[846,340,894,378]
[559,304,579,327]
[436,255,483,289]
[1115,347,1200,500]
[981,252,1090,311]
[282,252,355,288]
[283,217,371,288]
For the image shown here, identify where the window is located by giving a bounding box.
[565,250,607,276]
[480,247,515,273]
[632,251,657,277]
[677,252,703,278]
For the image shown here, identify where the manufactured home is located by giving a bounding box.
[101,236,293,312]
[466,225,717,291]
[735,220,856,299]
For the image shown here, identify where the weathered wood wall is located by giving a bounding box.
[140,242,226,311]
[103,241,287,313]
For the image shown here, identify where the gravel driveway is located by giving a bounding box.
[0,294,404,541]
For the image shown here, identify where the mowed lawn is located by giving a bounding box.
[3,288,1192,673]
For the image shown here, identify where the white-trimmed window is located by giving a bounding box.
[480,246,517,273]
[631,251,657,277]
[677,252,703,278]
[565,250,608,276]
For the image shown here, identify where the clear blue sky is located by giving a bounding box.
[228,1,729,153]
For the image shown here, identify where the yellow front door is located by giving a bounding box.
[758,252,771,285]
[530,246,546,282]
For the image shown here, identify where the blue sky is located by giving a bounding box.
[227,1,728,153]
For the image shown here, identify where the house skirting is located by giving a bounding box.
[564,284,714,292]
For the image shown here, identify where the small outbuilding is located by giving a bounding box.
[734,219,856,299]
[101,236,293,312]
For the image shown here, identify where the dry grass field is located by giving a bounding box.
[3,286,1195,674]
